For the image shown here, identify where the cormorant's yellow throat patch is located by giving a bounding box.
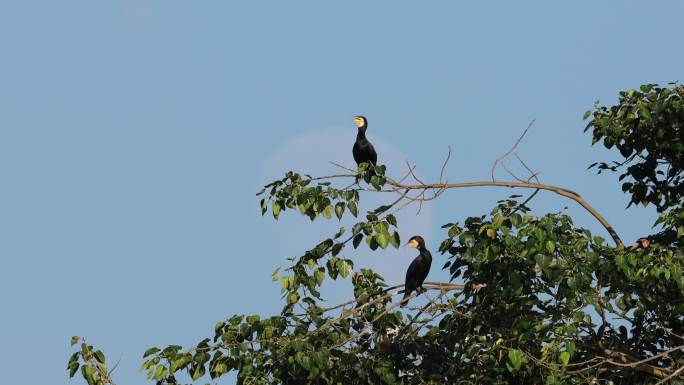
[406,239,419,249]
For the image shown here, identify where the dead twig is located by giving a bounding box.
[491,119,535,182]
[383,178,624,250]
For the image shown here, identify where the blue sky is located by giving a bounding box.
[0,1,682,384]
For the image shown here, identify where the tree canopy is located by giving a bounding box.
[69,83,684,385]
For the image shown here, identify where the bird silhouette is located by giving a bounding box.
[352,115,377,170]
[400,235,432,307]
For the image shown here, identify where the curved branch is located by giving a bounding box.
[299,157,624,249]
[385,179,624,250]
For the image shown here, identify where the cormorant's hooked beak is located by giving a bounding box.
[405,239,419,249]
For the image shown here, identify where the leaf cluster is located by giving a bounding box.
[67,336,115,385]
[585,83,684,212]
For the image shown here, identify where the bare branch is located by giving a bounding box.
[383,178,624,249]
[501,161,526,182]
[406,159,427,185]
[515,152,538,183]
[329,161,357,173]
[439,145,452,184]
[307,160,625,250]
[512,152,542,211]
[108,354,123,376]
[491,119,536,181]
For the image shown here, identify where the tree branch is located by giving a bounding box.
[384,179,624,250]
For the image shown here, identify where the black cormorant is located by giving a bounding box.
[352,115,377,168]
[400,235,432,307]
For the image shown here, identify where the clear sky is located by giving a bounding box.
[0,1,682,384]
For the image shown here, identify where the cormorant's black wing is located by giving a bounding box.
[415,251,432,287]
[401,257,422,307]
[404,257,421,291]
[353,138,377,167]
[352,142,361,165]
[368,142,377,165]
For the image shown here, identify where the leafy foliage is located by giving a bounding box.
[67,337,116,385]
[70,84,684,384]
[585,83,684,212]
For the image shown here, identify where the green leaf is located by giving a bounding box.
[94,350,106,364]
[81,365,96,385]
[143,347,160,358]
[583,110,592,120]
[348,201,358,217]
[322,205,333,219]
[352,233,364,249]
[507,349,526,372]
[672,266,683,289]
[335,202,345,220]
[376,231,390,249]
[566,341,576,356]
[448,225,460,238]
[511,213,522,227]
[68,362,79,377]
[386,214,397,227]
[315,269,325,285]
[272,201,281,219]
[70,336,80,346]
[367,235,379,250]
[337,260,352,278]
[545,240,555,254]
[287,292,300,304]
[331,242,344,256]
[389,231,400,248]
[559,351,570,366]
[191,364,206,381]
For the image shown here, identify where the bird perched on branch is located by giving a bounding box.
[352,115,377,170]
[400,235,432,307]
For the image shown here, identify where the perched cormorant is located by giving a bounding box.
[352,115,377,168]
[400,235,432,307]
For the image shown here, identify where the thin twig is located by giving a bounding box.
[108,354,123,376]
[510,152,542,213]
[438,146,452,184]
[406,160,427,185]
[491,120,536,181]
[329,161,358,173]
[655,363,684,385]
[501,161,526,182]
[398,290,447,335]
